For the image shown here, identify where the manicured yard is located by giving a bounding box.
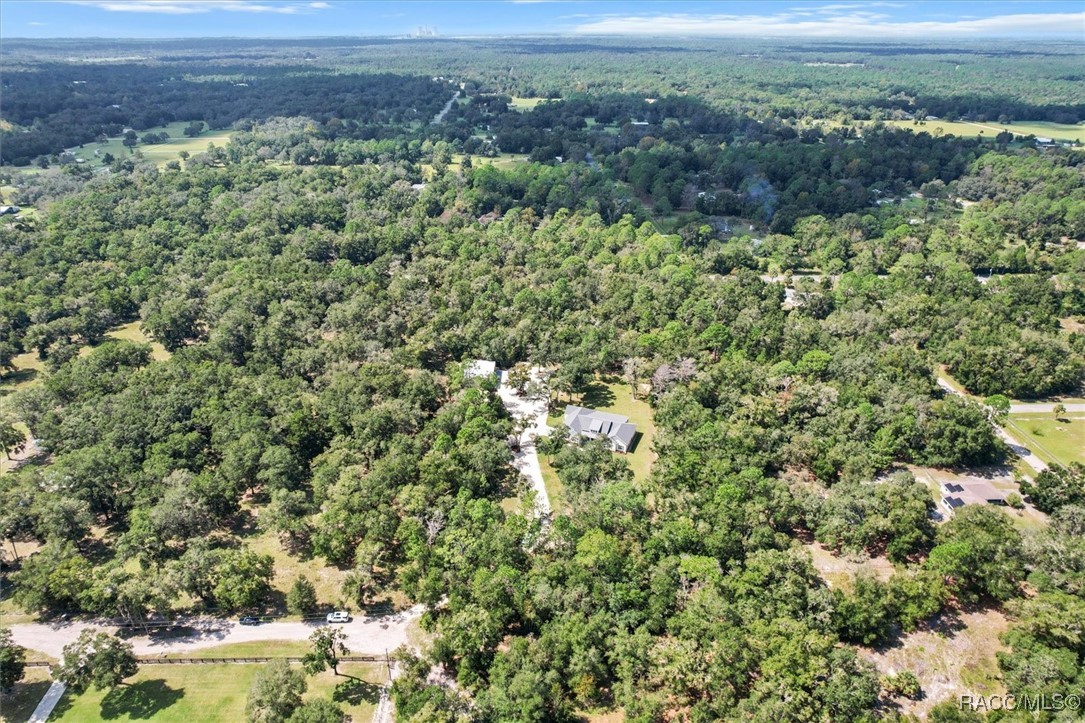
[0,666,52,723]
[49,662,381,722]
[548,377,657,485]
[1005,413,1085,468]
[162,640,311,659]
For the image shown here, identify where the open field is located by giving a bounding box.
[860,608,1008,718]
[886,119,1085,143]
[1005,413,1085,468]
[49,661,382,722]
[244,527,349,612]
[0,666,52,723]
[508,96,551,112]
[69,120,233,169]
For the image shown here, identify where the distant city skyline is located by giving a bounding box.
[2,1,1084,40]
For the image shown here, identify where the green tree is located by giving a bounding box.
[56,631,137,692]
[303,627,350,677]
[246,659,307,723]
[0,628,27,692]
[11,542,92,612]
[926,505,1024,602]
[286,698,345,723]
[214,549,274,612]
[287,576,318,616]
[0,421,25,461]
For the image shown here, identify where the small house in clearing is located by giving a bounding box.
[464,359,497,380]
[0,206,21,215]
[564,405,637,453]
[940,480,1009,516]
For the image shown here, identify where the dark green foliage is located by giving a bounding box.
[287,576,318,616]
[0,629,27,692]
[56,631,138,693]
[1020,463,1085,514]
[1,40,1081,721]
[247,659,307,723]
[926,505,1024,603]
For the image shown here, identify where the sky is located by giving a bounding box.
[2,0,1084,40]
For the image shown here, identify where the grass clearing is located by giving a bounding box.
[244,526,349,612]
[1005,413,1085,468]
[0,666,52,723]
[49,661,382,722]
[161,640,311,659]
[508,96,551,112]
[885,119,1085,143]
[537,453,567,514]
[104,320,170,361]
[70,120,234,170]
[578,378,657,482]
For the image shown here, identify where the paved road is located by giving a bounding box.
[9,605,425,660]
[431,91,460,125]
[497,369,552,517]
[27,680,66,723]
[936,378,1048,474]
[1008,402,1085,414]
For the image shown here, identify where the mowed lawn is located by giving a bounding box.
[886,119,1085,143]
[1005,413,1085,468]
[546,377,658,485]
[508,96,551,112]
[0,667,52,723]
[71,120,234,169]
[50,662,382,722]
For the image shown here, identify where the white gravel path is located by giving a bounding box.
[497,369,553,518]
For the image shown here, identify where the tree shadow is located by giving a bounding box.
[100,680,183,720]
[331,677,382,706]
[0,368,38,395]
[579,382,616,409]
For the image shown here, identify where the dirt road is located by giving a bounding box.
[8,605,424,660]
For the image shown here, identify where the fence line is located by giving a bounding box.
[134,654,389,665]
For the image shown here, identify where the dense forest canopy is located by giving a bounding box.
[1,35,1084,723]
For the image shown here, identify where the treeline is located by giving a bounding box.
[0,64,450,164]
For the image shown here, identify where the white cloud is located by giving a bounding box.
[63,0,330,14]
[573,10,1085,38]
[28,21,48,26]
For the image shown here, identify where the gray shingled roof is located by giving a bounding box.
[564,405,637,450]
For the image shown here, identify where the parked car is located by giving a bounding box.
[239,615,261,626]
[326,611,352,623]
